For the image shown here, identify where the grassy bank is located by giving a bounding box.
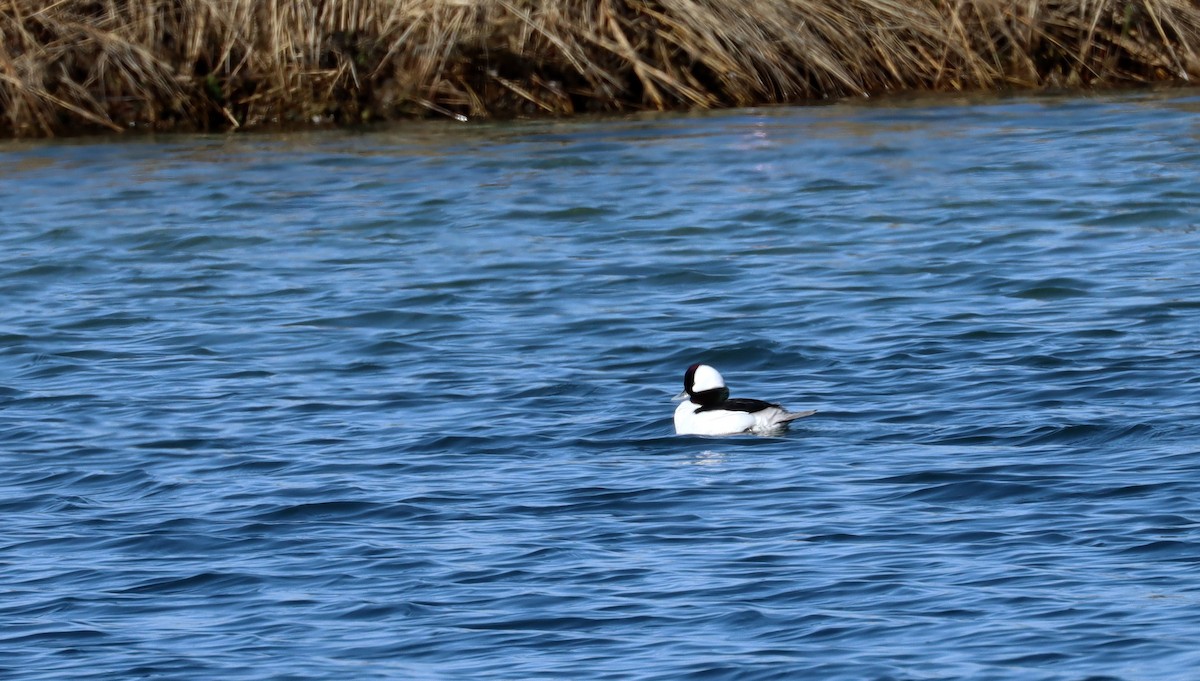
[2,0,1199,137]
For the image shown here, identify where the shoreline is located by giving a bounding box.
[3,0,1198,138]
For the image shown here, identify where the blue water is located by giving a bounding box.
[2,90,1200,680]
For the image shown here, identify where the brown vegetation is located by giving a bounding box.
[2,0,1199,137]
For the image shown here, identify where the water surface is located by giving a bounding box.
[2,90,1200,680]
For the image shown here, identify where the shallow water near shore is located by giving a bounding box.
[3,90,1200,680]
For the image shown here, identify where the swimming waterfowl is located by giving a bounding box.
[673,363,815,436]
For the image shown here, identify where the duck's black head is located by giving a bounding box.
[683,363,730,407]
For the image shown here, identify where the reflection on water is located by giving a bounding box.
[688,450,729,466]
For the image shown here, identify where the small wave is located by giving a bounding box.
[247,500,430,524]
[891,479,1048,503]
[1016,422,1154,446]
[119,571,264,595]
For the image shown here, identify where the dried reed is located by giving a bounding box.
[2,0,1198,136]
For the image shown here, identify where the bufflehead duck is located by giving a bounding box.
[674,363,815,436]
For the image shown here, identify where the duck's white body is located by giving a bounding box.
[674,399,811,435]
[673,364,815,436]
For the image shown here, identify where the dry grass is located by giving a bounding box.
[2,0,1199,136]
